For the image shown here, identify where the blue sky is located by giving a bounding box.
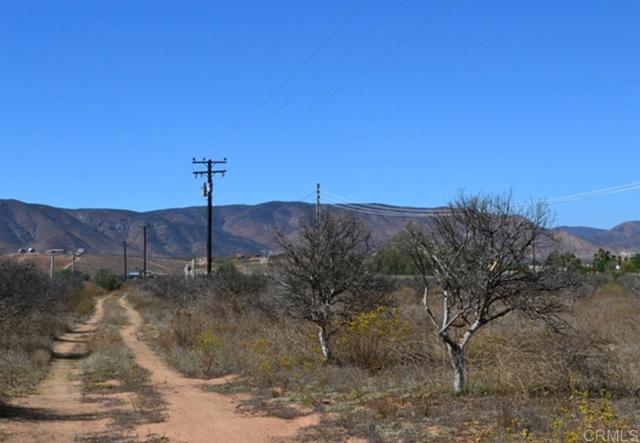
[0,0,638,228]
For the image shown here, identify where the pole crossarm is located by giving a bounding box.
[191,157,227,275]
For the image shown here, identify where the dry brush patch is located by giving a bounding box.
[0,259,104,401]
[127,278,640,442]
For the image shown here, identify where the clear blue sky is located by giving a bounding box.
[1,0,638,228]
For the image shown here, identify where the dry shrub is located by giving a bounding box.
[485,390,632,442]
[0,350,48,397]
[617,273,640,296]
[461,282,639,397]
[337,306,410,371]
[569,282,640,394]
[68,284,105,318]
[192,331,222,376]
[170,309,206,348]
[0,263,100,400]
[139,263,267,310]
[467,321,620,396]
[127,278,640,442]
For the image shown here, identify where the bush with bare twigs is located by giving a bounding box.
[0,258,100,400]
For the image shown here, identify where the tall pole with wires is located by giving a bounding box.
[192,157,227,276]
[142,225,147,279]
[316,183,321,223]
[123,240,127,282]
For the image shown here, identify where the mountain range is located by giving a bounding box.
[1,199,638,259]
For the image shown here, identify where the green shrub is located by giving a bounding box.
[373,246,416,275]
[94,268,122,291]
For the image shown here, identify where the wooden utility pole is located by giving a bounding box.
[123,240,127,281]
[142,226,147,279]
[192,157,227,276]
[316,183,321,222]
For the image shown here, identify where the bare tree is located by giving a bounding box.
[272,211,388,362]
[402,193,569,394]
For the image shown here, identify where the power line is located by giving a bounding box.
[299,190,316,203]
[331,202,445,217]
[290,0,457,125]
[320,192,448,218]
[239,0,410,134]
[315,178,640,219]
[322,189,434,213]
[215,0,370,145]
[324,199,439,217]
[547,181,640,204]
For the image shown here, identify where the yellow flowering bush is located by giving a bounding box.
[485,390,630,443]
[243,338,301,388]
[338,306,410,371]
[191,331,222,375]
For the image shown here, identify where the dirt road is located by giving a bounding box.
[0,297,109,442]
[118,294,319,443]
[0,295,318,442]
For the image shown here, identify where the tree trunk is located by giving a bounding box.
[447,343,465,394]
[318,326,332,362]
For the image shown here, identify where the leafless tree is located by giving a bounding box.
[401,193,570,394]
[272,211,389,362]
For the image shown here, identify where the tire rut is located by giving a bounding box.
[118,294,319,443]
[0,297,109,443]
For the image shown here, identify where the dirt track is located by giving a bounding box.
[0,297,108,442]
[0,295,318,443]
[118,294,319,442]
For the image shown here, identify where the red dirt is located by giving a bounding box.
[118,294,319,443]
[0,297,109,442]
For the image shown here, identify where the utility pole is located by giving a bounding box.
[69,248,84,275]
[46,249,64,278]
[192,157,227,276]
[142,225,147,279]
[123,240,127,281]
[316,183,321,222]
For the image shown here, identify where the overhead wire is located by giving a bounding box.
[320,191,447,217]
[321,189,435,213]
[242,0,410,132]
[214,0,371,145]
[313,178,640,218]
[546,181,640,204]
[289,0,457,125]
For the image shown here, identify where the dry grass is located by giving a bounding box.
[0,283,103,400]
[80,295,166,428]
[128,279,640,442]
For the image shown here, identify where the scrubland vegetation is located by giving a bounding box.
[128,272,640,441]
[0,259,102,401]
[130,192,640,443]
[3,193,640,442]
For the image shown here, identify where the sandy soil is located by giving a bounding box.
[0,294,319,443]
[0,297,109,442]
[118,294,319,443]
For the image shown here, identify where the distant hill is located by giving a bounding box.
[555,221,640,256]
[0,199,426,257]
[0,199,638,259]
